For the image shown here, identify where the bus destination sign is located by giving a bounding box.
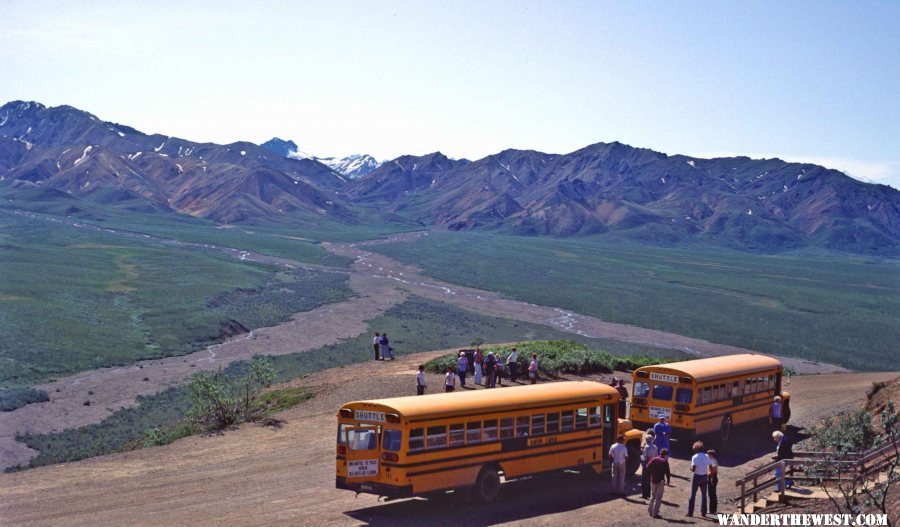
[354,410,386,422]
[650,372,679,383]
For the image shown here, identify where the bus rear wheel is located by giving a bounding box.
[474,466,501,503]
[720,416,733,442]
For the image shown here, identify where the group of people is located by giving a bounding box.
[610,414,796,519]
[413,347,542,395]
[372,332,394,361]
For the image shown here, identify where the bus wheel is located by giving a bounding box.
[474,466,501,503]
[626,443,641,475]
[720,416,733,442]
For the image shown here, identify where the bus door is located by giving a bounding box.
[602,404,615,469]
[345,425,381,485]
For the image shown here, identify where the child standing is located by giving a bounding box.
[444,366,456,392]
[707,449,719,515]
[416,365,427,395]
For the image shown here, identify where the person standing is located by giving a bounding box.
[528,353,539,384]
[687,441,711,517]
[653,417,671,452]
[380,333,393,360]
[773,431,794,491]
[616,380,629,418]
[707,449,719,514]
[444,366,456,392]
[770,396,783,430]
[506,347,519,383]
[646,448,671,518]
[473,348,483,386]
[373,332,381,360]
[416,365,427,396]
[608,434,629,495]
[484,352,497,388]
[641,429,658,499]
[457,351,468,387]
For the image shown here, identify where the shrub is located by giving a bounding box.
[0,387,50,412]
[187,357,275,431]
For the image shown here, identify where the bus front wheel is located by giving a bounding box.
[474,466,501,503]
[720,416,733,442]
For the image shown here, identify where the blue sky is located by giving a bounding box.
[1,1,898,187]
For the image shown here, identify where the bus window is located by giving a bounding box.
[337,423,353,445]
[409,428,424,452]
[575,408,588,429]
[532,414,546,436]
[516,416,530,437]
[483,419,498,442]
[731,382,740,398]
[561,410,574,432]
[604,404,614,423]
[634,382,650,398]
[652,384,673,401]
[466,421,482,444]
[350,428,378,451]
[547,412,560,433]
[383,429,402,452]
[718,385,726,401]
[676,388,693,404]
[449,423,465,447]
[500,418,514,439]
[427,426,446,450]
[701,387,711,405]
[589,407,601,428]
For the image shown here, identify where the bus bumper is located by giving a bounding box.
[336,477,414,499]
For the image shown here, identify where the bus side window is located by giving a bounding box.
[547,412,560,433]
[718,384,726,401]
[467,421,482,444]
[483,419,498,442]
[409,428,424,452]
[603,405,614,424]
[576,408,588,430]
[588,407,601,428]
[731,382,740,398]
[427,425,447,450]
[532,414,546,436]
[561,410,574,432]
[383,429,402,452]
[449,423,465,447]
[701,387,711,405]
[516,415,530,437]
[500,418,515,439]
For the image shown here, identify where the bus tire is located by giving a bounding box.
[626,443,641,476]
[474,466,501,503]
[720,416,733,442]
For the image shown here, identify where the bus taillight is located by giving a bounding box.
[381,452,399,462]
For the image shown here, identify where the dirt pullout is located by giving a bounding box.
[324,235,849,376]
[0,273,407,471]
[0,347,894,527]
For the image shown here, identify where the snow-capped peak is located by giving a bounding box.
[260,137,380,178]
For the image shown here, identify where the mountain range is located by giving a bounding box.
[1,100,898,255]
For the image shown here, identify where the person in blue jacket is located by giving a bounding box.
[653,416,672,451]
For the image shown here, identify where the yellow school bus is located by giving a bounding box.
[335,381,644,501]
[630,354,790,441]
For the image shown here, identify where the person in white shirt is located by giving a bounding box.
[416,365,427,396]
[687,441,711,516]
[608,434,629,495]
[506,347,520,383]
[444,367,456,392]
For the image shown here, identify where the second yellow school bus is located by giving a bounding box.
[630,354,791,441]
[335,381,644,501]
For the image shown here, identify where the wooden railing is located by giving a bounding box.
[735,440,898,513]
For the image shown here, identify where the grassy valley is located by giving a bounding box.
[372,231,900,371]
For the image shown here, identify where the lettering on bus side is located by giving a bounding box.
[528,436,559,447]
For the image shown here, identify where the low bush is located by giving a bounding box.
[187,357,275,431]
[0,387,50,411]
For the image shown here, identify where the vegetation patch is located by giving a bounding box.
[0,387,50,412]
[425,340,676,377]
[373,231,900,371]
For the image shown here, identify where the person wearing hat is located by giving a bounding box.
[616,379,629,418]
[457,351,468,387]
[770,396,783,430]
[653,416,671,452]
[484,352,497,388]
